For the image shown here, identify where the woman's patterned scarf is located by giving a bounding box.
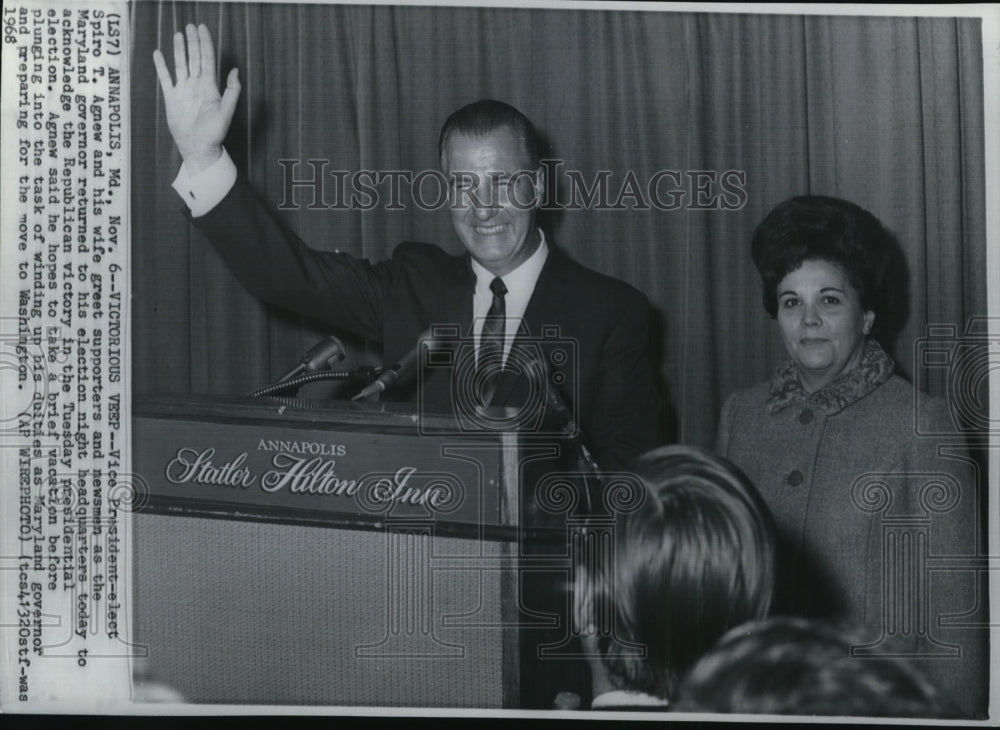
[766,339,895,416]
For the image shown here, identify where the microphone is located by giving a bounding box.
[278,335,346,383]
[352,330,432,401]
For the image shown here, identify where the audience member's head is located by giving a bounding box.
[574,445,776,703]
[672,616,958,718]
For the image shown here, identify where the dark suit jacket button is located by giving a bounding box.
[785,470,804,486]
[798,409,814,424]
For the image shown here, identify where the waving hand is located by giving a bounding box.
[153,23,241,175]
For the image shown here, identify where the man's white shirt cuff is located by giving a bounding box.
[171,148,238,217]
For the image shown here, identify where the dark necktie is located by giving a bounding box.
[477,276,507,404]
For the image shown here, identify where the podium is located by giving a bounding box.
[131,395,538,707]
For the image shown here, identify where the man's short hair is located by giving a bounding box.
[672,617,958,718]
[438,99,541,169]
[579,445,776,699]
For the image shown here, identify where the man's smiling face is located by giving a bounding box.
[443,127,543,277]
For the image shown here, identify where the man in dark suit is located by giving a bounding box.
[155,24,662,709]
[154,23,662,471]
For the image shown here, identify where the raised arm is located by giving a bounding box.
[152,23,241,175]
[152,24,390,340]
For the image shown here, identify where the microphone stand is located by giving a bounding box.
[248,366,382,398]
[562,423,601,519]
[248,334,383,399]
[532,358,602,517]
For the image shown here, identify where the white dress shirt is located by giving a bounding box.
[171,147,238,217]
[590,689,670,709]
[469,232,548,367]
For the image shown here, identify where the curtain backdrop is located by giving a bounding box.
[130,3,986,450]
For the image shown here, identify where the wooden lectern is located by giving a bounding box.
[131,395,579,708]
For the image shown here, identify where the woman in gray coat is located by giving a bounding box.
[716,196,986,718]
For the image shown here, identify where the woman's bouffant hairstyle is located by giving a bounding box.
[579,445,776,700]
[751,196,894,319]
[672,617,959,718]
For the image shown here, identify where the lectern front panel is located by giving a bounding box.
[133,513,512,707]
[131,398,522,707]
